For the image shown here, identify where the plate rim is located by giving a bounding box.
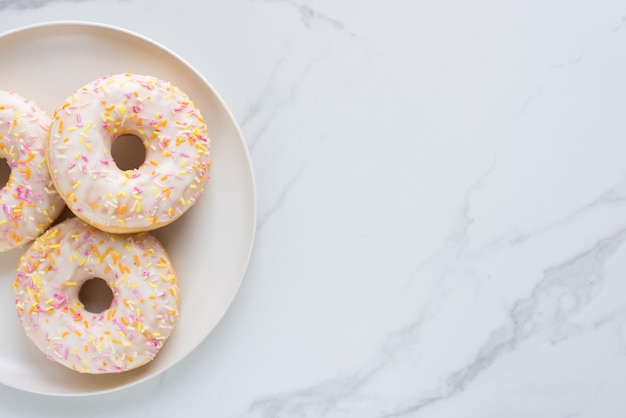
[0,20,257,397]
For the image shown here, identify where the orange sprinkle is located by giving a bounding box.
[98,247,112,264]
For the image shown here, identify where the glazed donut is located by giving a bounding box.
[0,90,64,251]
[14,217,179,374]
[47,73,212,233]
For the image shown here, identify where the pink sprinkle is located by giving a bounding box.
[132,104,141,113]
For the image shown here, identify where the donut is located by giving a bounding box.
[13,217,179,373]
[47,73,212,233]
[0,90,64,251]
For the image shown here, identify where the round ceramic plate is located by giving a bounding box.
[0,22,256,395]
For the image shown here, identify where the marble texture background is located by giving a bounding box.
[1,0,626,416]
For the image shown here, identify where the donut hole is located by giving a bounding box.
[78,278,114,314]
[111,134,147,171]
[0,157,10,189]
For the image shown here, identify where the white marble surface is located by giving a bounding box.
[1,0,626,416]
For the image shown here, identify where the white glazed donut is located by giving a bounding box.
[47,73,212,233]
[14,217,179,374]
[0,90,64,251]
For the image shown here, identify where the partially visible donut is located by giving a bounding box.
[14,217,179,374]
[0,90,64,251]
[46,73,212,233]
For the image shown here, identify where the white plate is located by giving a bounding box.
[0,22,256,395]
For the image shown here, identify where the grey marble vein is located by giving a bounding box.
[508,176,626,247]
[244,46,330,151]
[0,0,91,10]
[251,0,349,34]
[381,227,626,418]
[256,163,306,231]
[241,155,626,416]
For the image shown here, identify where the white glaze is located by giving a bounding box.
[47,73,212,233]
[0,90,64,251]
[14,217,179,374]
